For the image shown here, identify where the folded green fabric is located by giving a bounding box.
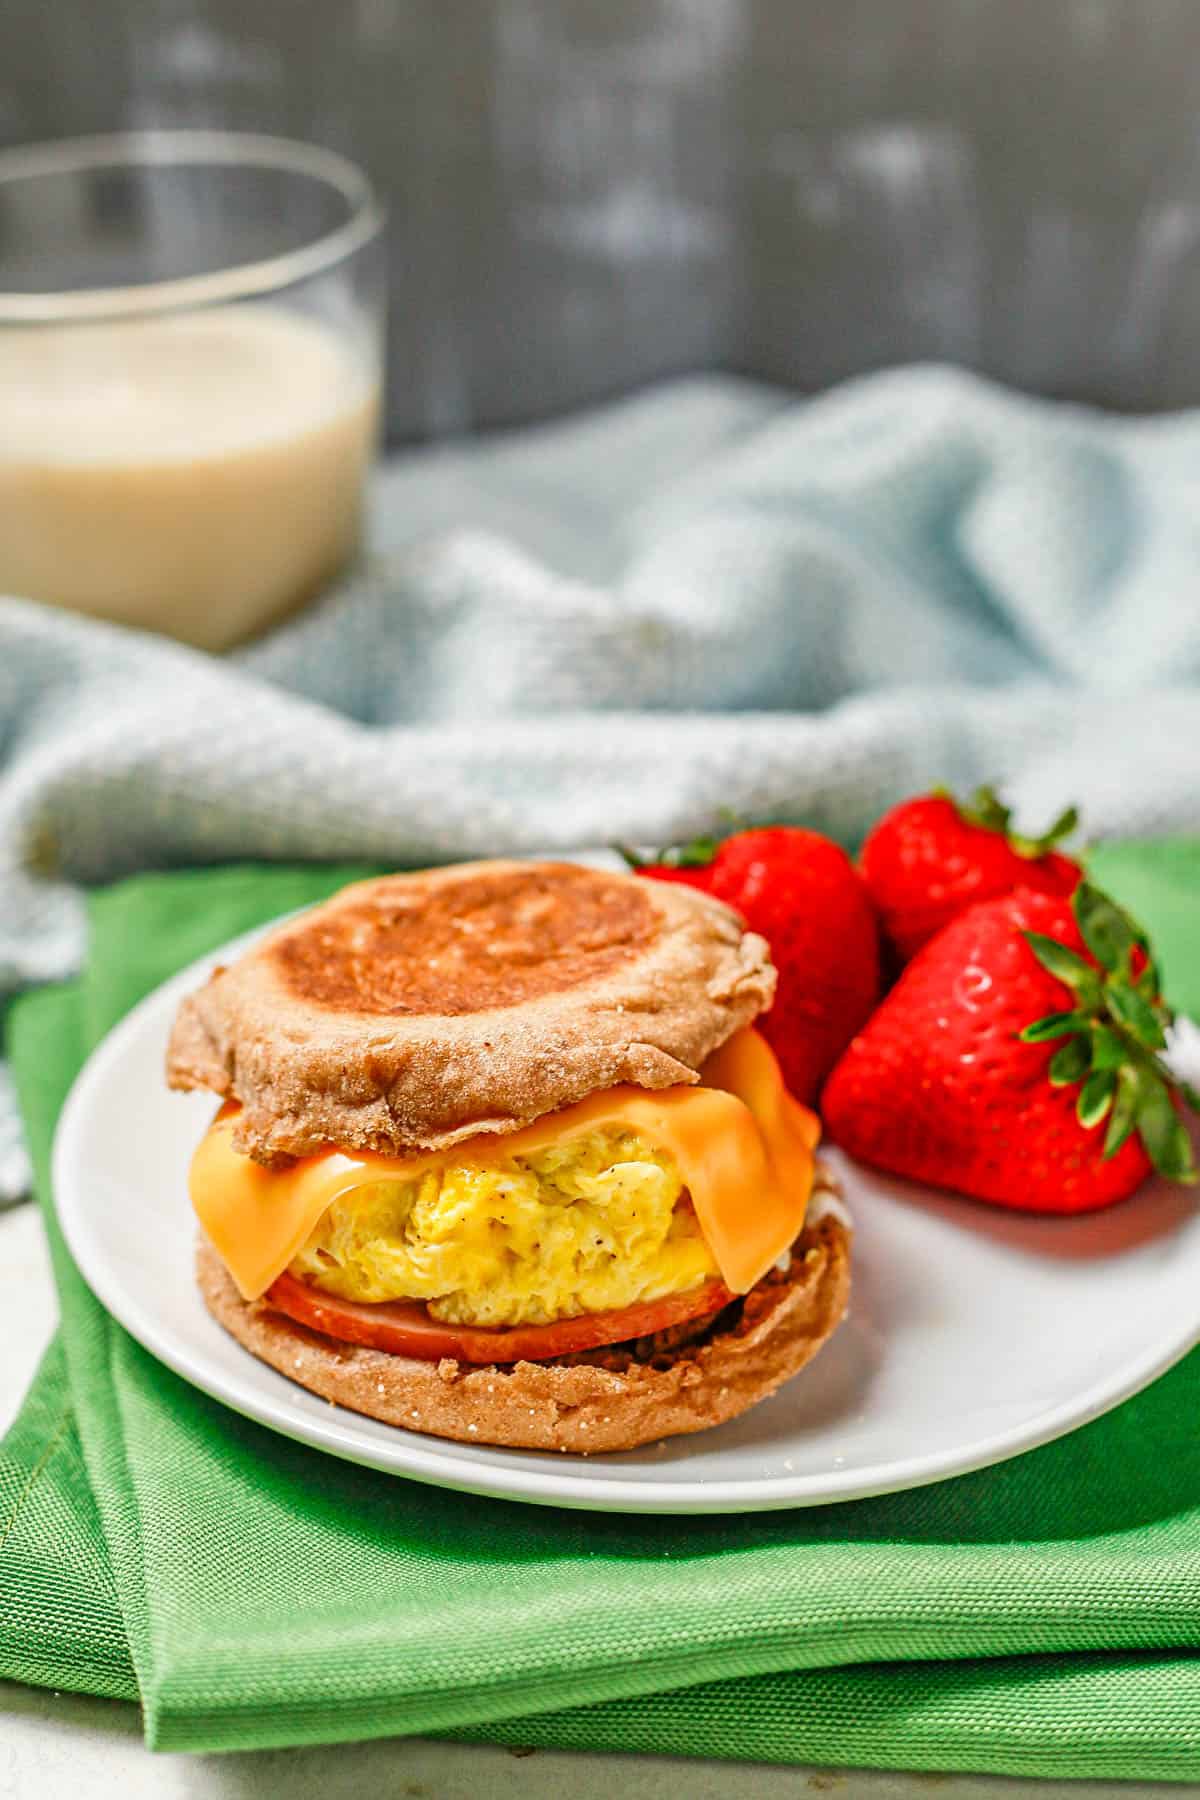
[5,847,1200,1776]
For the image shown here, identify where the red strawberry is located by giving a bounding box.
[821,882,1198,1213]
[630,827,880,1104]
[861,785,1082,964]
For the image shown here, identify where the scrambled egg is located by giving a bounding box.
[289,1127,718,1327]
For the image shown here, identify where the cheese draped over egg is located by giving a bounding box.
[190,1027,819,1328]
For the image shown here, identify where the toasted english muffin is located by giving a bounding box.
[196,1201,851,1454]
[167,860,775,1164]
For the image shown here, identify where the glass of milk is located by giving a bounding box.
[0,132,384,652]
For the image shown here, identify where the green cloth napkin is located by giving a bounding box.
[5,847,1200,1777]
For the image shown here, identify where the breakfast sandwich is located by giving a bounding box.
[167,860,851,1453]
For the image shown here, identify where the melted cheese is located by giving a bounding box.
[190,1027,818,1304]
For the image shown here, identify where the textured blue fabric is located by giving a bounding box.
[4,364,1200,1196]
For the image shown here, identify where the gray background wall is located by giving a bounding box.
[5,0,1200,439]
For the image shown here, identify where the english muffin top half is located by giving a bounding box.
[166,860,776,1164]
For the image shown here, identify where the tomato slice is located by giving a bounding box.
[264,1271,733,1364]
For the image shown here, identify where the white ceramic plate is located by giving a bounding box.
[54,866,1200,1514]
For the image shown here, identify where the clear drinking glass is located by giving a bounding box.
[0,131,385,652]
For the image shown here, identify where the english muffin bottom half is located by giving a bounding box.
[168,860,852,1453]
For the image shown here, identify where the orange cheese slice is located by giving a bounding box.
[190,1026,819,1304]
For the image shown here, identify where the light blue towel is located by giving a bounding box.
[4,362,1200,1199]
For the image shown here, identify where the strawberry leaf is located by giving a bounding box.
[1077,1067,1117,1128]
[1044,802,1081,841]
[1009,804,1081,859]
[666,836,720,868]
[1049,1037,1092,1086]
[1019,1010,1088,1044]
[1073,883,1137,975]
[960,785,1013,835]
[1103,1068,1142,1159]
[618,835,718,871]
[1024,932,1103,1002]
[1107,982,1167,1052]
[1136,1077,1197,1183]
[1089,1025,1128,1071]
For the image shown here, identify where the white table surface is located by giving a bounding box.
[0,1203,1180,1799]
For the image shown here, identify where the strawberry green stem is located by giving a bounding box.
[942,783,1080,860]
[1019,882,1198,1183]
